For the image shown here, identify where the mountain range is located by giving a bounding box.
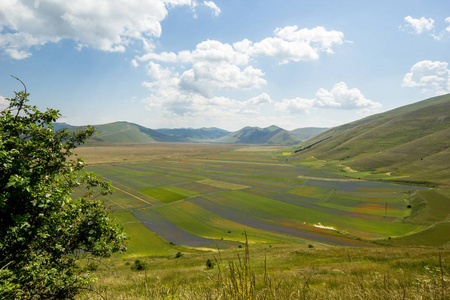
[57,122,327,146]
[57,93,450,184]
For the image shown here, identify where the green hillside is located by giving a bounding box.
[290,127,328,140]
[218,125,300,145]
[293,94,450,186]
[155,127,230,142]
[75,121,181,145]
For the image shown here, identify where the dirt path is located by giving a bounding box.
[112,185,156,206]
[297,175,361,182]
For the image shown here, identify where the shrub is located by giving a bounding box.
[206,259,215,269]
[0,82,127,299]
[131,259,147,271]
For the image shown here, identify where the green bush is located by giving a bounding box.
[131,259,147,271]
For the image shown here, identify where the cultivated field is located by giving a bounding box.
[74,143,438,257]
[73,143,450,299]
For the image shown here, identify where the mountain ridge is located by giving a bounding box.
[293,93,450,186]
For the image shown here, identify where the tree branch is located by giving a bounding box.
[11,75,27,94]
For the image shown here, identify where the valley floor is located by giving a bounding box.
[73,143,450,299]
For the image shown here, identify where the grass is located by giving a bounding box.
[137,186,199,203]
[76,145,442,253]
[198,179,249,190]
[78,240,450,300]
[210,190,420,239]
[151,200,311,245]
[68,143,450,299]
[112,211,176,257]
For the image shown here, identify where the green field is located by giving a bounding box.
[79,145,447,257]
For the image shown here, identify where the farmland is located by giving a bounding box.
[75,143,435,257]
[73,143,450,299]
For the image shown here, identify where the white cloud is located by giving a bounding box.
[179,62,265,97]
[137,24,348,125]
[275,82,381,114]
[446,17,450,32]
[402,60,450,95]
[247,25,344,64]
[275,97,316,114]
[0,96,9,110]
[139,39,264,98]
[136,25,344,102]
[403,16,435,34]
[203,1,221,17]
[316,82,382,110]
[0,0,197,59]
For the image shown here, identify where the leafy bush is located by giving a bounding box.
[206,259,215,269]
[0,84,127,299]
[131,259,147,271]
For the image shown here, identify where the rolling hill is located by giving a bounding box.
[293,94,450,186]
[155,127,230,142]
[290,127,328,141]
[70,121,182,145]
[217,125,301,145]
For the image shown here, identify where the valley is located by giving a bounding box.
[71,94,450,299]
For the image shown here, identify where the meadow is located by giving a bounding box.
[73,143,450,299]
[74,144,444,255]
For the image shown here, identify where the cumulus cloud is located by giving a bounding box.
[137,25,344,104]
[137,24,347,121]
[275,97,316,114]
[275,82,381,114]
[141,61,269,116]
[0,0,198,59]
[402,60,450,95]
[401,16,450,40]
[315,82,382,110]
[203,1,221,17]
[237,25,344,64]
[139,39,265,98]
[402,16,435,34]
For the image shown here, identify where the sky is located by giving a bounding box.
[0,0,449,131]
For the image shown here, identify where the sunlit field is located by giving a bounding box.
[75,144,432,256]
[73,143,450,299]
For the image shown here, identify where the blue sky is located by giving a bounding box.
[1,0,449,131]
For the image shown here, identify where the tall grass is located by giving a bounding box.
[79,241,449,300]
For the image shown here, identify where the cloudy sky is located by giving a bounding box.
[1,0,449,131]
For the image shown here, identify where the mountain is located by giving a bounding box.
[72,121,181,145]
[155,127,230,142]
[293,94,450,185]
[217,125,301,145]
[290,127,328,141]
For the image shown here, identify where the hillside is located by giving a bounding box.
[155,127,230,142]
[218,125,301,145]
[73,121,181,145]
[290,127,328,140]
[293,94,450,186]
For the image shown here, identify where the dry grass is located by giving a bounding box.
[77,242,450,300]
[74,143,242,165]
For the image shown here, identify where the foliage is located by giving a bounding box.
[0,87,127,299]
[131,259,147,271]
[206,259,215,269]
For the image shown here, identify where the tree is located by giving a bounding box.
[0,80,127,299]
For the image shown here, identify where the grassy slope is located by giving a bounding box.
[218,126,301,145]
[290,127,329,140]
[155,127,230,142]
[293,94,450,186]
[74,121,180,145]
